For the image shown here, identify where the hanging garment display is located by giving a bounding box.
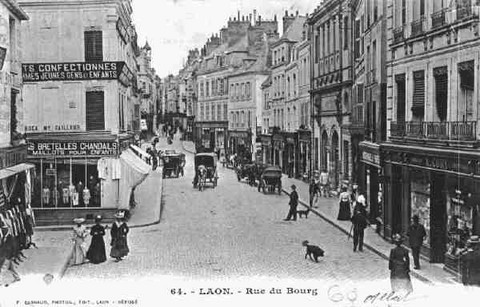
[97,158,109,180]
[42,188,50,205]
[62,187,70,205]
[111,159,122,180]
[72,192,79,206]
[83,188,91,206]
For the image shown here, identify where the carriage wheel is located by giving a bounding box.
[237,174,241,181]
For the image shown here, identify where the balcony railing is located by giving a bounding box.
[393,26,404,44]
[411,17,425,37]
[457,1,473,20]
[431,9,447,29]
[391,121,477,141]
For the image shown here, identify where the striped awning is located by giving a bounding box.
[0,163,35,180]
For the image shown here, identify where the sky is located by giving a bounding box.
[132,0,319,78]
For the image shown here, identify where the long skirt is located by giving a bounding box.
[110,237,129,259]
[86,235,106,264]
[390,271,413,293]
[337,200,351,221]
[69,239,86,266]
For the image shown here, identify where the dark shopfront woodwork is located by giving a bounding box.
[430,173,447,263]
[86,91,105,131]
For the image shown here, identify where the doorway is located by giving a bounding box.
[430,173,446,263]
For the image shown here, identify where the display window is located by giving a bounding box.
[446,182,479,257]
[410,171,431,247]
[32,159,101,208]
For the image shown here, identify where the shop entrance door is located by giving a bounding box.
[430,173,446,263]
[392,165,403,234]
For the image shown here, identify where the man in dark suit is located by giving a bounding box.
[284,185,299,221]
[407,215,426,269]
[351,203,368,252]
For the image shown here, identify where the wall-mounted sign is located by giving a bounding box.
[362,151,380,167]
[25,124,81,132]
[27,140,119,157]
[0,47,6,70]
[22,62,125,82]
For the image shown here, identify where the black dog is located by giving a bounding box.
[302,240,325,263]
[297,209,310,219]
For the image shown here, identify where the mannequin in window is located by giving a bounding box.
[76,181,84,206]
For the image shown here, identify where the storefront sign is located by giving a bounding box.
[0,146,27,169]
[22,62,124,82]
[27,140,119,157]
[229,131,249,139]
[362,151,380,167]
[25,123,82,132]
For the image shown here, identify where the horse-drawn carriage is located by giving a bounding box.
[236,162,271,186]
[161,151,185,178]
[193,153,218,191]
[258,166,282,194]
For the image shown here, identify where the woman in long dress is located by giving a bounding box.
[110,212,129,262]
[389,234,413,293]
[69,218,88,266]
[86,215,107,264]
[337,186,351,220]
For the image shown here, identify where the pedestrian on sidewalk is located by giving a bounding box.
[351,200,368,252]
[319,169,329,197]
[86,215,107,264]
[110,211,130,262]
[407,215,426,270]
[69,218,88,266]
[389,234,413,294]
[337,185,351,221]
[0,225,21,285]
[284,185,299,221]
[460,235,480,286]
[309,170,320,208]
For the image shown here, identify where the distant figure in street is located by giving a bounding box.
[110,211,130,262]
[351,201,368,252]
[389,234,413,294]
[407,215,426,270]
[87,215,107,264]
[319,169,329,197]
[337,186,351,221]
[284,185,299,221]
[309,170,320,207]
[69,218,88,266]
[460,235,480,286]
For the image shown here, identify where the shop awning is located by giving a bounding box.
[0,163,35,180]
[130,144,152,160]
[117,149,151,210]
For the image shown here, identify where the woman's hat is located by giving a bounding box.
[392,233,404,243]
[73,217,85,224]
[291,184,296,190]
[467,235,480,244]
[357,195,366,204]
[114,211,125,219]
[95,215,103,222]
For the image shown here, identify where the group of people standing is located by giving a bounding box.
[69,211,130,266]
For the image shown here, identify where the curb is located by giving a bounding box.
[58,171,165,278]
[281,188,435,285]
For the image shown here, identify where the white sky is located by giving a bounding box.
[132,0,319,78]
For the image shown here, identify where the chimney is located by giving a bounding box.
[242,15,245,21]
[296,10,299,16]
[238,10,240,21]
[274,14,277,21]
[249,13,252,23]
[253,9,257,25]
[258,15,262,24]
[285,10,288,16]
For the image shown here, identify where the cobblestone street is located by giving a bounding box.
[64,138,391,285]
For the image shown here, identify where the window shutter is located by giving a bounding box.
[85,31,103,62]
[412,70,425,113]
[86,91,105,131]
[395,74,406,122]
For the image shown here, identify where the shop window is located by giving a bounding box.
[86,91,105,131]
[33,162,101,208]
[410,171,431,247]
[84,31,103,62]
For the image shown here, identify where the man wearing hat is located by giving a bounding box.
[407,215,426,269]
[460,235,480,286]
[309,170,320,207]
[284,185,299,221]
[389,234,413,294]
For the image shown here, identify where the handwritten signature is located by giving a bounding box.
[327,285,418,306]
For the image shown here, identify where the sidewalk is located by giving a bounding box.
[4,164,164,284]
[280,175,459,286]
